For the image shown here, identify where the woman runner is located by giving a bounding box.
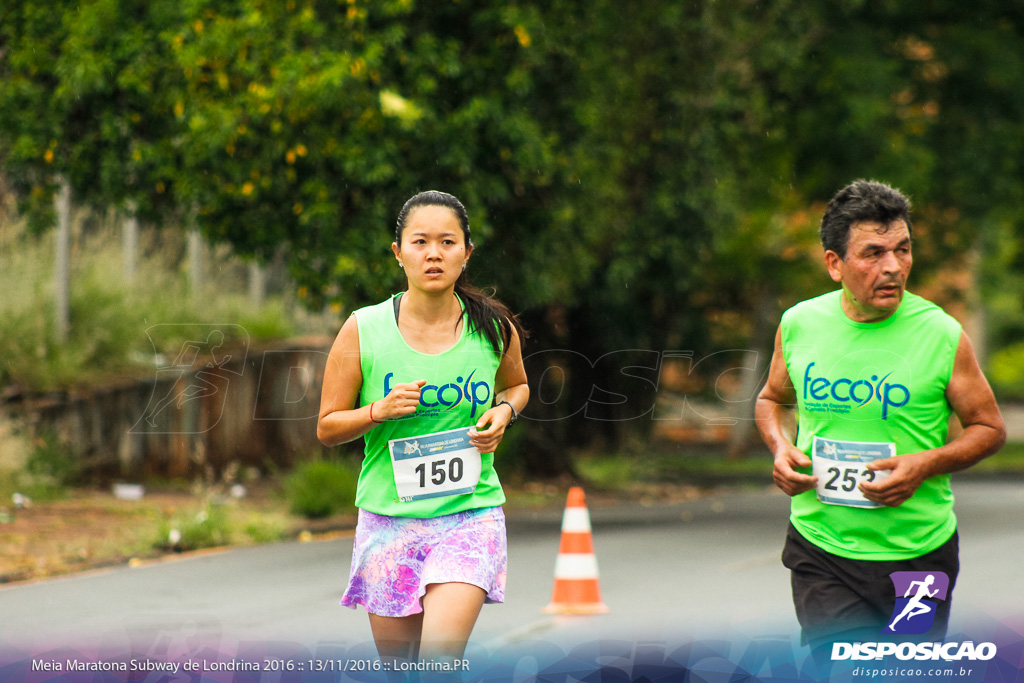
[317,191,529,668]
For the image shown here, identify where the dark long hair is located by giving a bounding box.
[395,190,527,356]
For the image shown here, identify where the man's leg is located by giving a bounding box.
[902,531,959,640]
[782,524,889,646]
[783,525,960,646]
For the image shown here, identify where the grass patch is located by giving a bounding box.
[574,456,656,489]
[576,441,1024,495]
[501,481,574,510]
[576,448,773,491]
[244,515,287,544]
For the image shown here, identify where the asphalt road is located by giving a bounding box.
[2,479,1021,662]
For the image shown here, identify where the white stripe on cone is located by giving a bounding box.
[561,507,592,532]
[553,553,600,580]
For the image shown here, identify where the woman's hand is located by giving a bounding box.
[372,379,426,421]
[470,323,529,454]
[468,403,514,454]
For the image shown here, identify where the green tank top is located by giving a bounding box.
[352,293,505,517]
[782,291,961,560]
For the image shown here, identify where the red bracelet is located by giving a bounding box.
[369,401,384,424]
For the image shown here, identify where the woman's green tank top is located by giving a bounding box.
[352,293,505,517]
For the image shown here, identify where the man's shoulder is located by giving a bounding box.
[899,290,946,313]
[781,290,841,324]
[898,292,962,333]
[781,291,960,331]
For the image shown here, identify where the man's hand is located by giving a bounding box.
[859,451,932,507]
[773,443,818,497]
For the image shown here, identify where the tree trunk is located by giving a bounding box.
[964,241,987,368]
[189,228,205,299]
[727,283,777,458]
[123,200,138,284]
[53,177,72,344]
[249,261,266,309]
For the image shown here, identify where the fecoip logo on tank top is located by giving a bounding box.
[384,371,492,419]
[802,361,910,420]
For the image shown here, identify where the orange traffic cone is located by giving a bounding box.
[543,486,609,614]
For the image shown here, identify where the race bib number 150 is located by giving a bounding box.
[388,427,482,503]
[812,436,893,508]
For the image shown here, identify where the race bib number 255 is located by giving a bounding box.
[388,427,482,503]
[812,436,893,508]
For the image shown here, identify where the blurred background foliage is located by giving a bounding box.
[3,0,1024,476]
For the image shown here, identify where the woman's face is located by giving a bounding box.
[392,205,472,293]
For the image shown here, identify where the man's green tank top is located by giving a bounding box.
[352,293,505,517]
[782,291,961,560]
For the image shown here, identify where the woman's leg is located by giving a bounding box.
[419,582,487,661]
[368,612,424,666]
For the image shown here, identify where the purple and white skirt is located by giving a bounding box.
[340,506,507,617]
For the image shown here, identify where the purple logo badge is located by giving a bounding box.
[883,571,949,635]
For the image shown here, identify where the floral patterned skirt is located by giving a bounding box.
[340,506,507,617]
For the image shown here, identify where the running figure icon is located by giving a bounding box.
[131,324,249,435]
[888,574,939,631]
[144,330,233,427]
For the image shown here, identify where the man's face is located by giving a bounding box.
[825,220,913,322]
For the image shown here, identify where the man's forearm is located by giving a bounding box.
[920,422,1006,478]
[755,396,797,456]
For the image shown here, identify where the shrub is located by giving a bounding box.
[157,505,232,552]
[16,432,79,501]
[285,459,357,519]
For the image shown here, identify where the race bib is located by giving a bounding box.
[389,427,482,503]
[812,436,894,508]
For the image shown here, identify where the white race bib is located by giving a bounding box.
[388,427,482,503]
[812,436,894,508]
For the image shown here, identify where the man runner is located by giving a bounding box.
[755,179,1005,645]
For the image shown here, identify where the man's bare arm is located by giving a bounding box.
[755,325,818,496]
[860,331,1006,506]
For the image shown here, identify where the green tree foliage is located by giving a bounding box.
[769,3,1024,362]
[509,1,826,462]
[168,0,568,306]
[1,0,74,227]
[6,0,1024,472]
[0,0,185,225]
